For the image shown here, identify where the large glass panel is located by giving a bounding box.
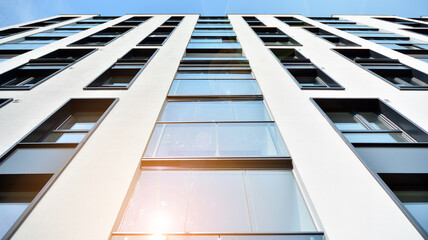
[176,71,253,80]
[215,80,261,95]
[160,101,199,122]
[244,171,316,232]
[116,170,316,235]
[218,123,289,157]
[326,113,366,131]
[344,132,409,143]
[160,101,270,122]
[169,80,215,95]
[395,191,428,233]
[197,101,234,121]
[168,80,261,96]
[119,171,190,232]
[0,203,29,239]
[145,123,216,157]
[233,101,271,121]
[187,171,252,232]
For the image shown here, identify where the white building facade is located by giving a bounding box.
[0,14,427,240]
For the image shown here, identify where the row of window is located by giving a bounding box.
[112,16,313,240]
[138,16,183,46]
[315,98,428,237]
[0,98,117,239]
[311,17,428,63]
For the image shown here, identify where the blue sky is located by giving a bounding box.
[0,0,427,28]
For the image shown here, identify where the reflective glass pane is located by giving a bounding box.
[169,80,215,95]
[218,123,289,157]
[344,133,409,143]
[359,113,392,130]
[187,171,252,232]
[327,113,366,131]
[160,101,198,122]
[119,171,190,232]
[43,132,87,143]
[396,191,428,233]
[245,171,316,232]
[215,80,261,95]
[232,101,270,121]
[145,123,216,157]
[197,101,234,121]
[0,203,29,238]
[58,112,102,130]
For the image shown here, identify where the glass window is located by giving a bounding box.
[218,123,288,157]
[327,113,365,131]
[169,80,261,96]
[343,132,409,143]
[116,170,316,234]
[0,203,29,238]
[396,191,428,233]
[58,112,103,130]
[145,123,289,158]
[145,123,217,157]
[43,132,87,143]
[160,101,270,122]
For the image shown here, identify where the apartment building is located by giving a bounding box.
[0,14,427,240]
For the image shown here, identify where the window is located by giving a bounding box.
[0,48,95,90]
[250,27,301,46]
[69,36,115,46]
[0,174,52,239]
[146,99,288,158]
[0,37,61,50]
[271,49,343,89]
[139,27,176,46]
[0,50,30,62]
[113,170,318,238]
[114,16,150,26]
[314,98,428,144]
[277,16,311,27]
[161,16,184,26]
[0,98,12,108]
[303,27,359,46]
[0,68,60,89]
[0,98,117,239]
[243,16,266,26]
[160,100,271,122]
[85,48,157,89]
[21,16,76,28]
[334,48,428,89]
[380,174,428,235]
[0,27,35,38]
[188,36,241,49]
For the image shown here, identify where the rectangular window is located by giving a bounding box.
[271,49,343,89]
[250,27,301,46]
[21,16,76,27]
[0,48,95,90]
[0,98,117,239]
[314,98,428,144]
[303,26,359,46]
[0,50,30,62]
[277,16,311,27]
[145,122,288,158]
[160,100,271,122]
[380,174,428,235]
[113,170,317,236]
[334,48,428,89]
[139,27,176,46]
[85,48,157,89]
[0,27,35,38]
